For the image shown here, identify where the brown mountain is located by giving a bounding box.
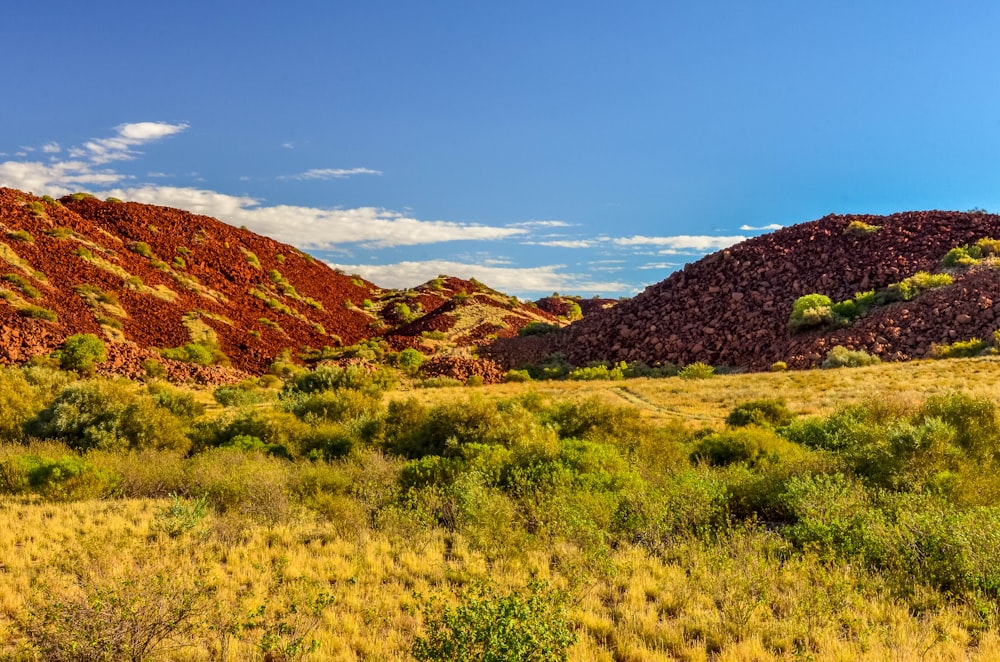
[487,210,1000,371]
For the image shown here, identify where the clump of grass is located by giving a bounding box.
[679,362,715,380]
[19,305,57,322]
[7,230,33,243]
[241,248,262,269]
[3,274,41,299]
[931,338,989,359]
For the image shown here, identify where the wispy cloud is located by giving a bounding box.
[0,122,189,195]
[509,220,573,228]
[739,223,783,231]
[328,259,630,296]
[98,185,527,249]
[282,167,382,180]
[524,239,598,249]
[637,262,677,270]
[75,121,188,164]
[612,234,746,252]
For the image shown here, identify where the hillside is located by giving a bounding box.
[0,188,576,381]
[488,210,1000,371]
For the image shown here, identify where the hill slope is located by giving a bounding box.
[488,210,1000,370]
[0,188,569,379]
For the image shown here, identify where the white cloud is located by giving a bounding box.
[97,185,528,249]
[41,142,61,154]
[285,167,383,180]
[509,220,573,228]
[524,239,598,249]
[328,259,630,295]
[82,121,188,164]
[0,160,126,195]
[612,234,746,252]
[637,262,677,270]
[739,223,783,231]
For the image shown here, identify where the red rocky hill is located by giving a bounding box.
[487,210,1000,371]
[0,188,566,381]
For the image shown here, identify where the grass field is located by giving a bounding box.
[2,358,1000,660]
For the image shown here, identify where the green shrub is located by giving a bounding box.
[844,219,881,235]
[942,245,982,268]
[58,333,107,375]
[678,362,715,380]
[691,427,803,468]
[567,361,625,381]
[213,382,269,407]
[726,398,794,427]
[158,342,227,366]
[789,293,833,330]
[882,271,953,302]
[930,338,988,359]
[0,452,117,500]
[243,249,262,269]
[397,348,426,375]
[286,364,395,397]
[418,376,464,388]
[769,361,788,372]
[147,382,205,420]
[830,290,876,325]
[504,369,532,383]
[921,392,1000,461]
[821,345,880,368]
[25,380,190,453]
[412,581,576,662]
[518,321,560,336]
[976,237,1000,257]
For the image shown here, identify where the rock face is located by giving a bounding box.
[487,211,1000,370]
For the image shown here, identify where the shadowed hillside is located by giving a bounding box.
[488,210,1000,371]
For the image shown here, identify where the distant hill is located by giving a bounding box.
[488,211,1000,371]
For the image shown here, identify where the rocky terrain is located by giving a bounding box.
[0,188,570,380]
[488,210,1000,371]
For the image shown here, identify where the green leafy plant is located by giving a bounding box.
[678,362,715,380]
[821,345,880,368]
[58,333,107,375]
[412,581,576,662]
[844,219,881,235]
[789,293,833,330]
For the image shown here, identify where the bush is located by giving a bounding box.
[691,427,803,468]
[942,245,982,268]
[789,293,833,330]
[726,398,794,427]
[678,362,715,380]
[930,338,989,359]
[769,361,788,372]
[58,333,107,375]
[25,380,191,453]
[412,581,576,662]
[518,321,560,336]
[567,361,625,381]
[504,369,532,383]
[7,229,33,243]
[213,381,269,408]
[821,345,880,369]
[844,219,881,235]
[882,271,953,302]
[397,347,426,375]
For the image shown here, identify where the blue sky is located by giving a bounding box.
[3,1,1000,297]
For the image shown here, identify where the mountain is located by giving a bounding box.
[488,211,1000,371]
[0,188,568,381]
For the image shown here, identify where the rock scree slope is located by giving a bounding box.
[487,210,1000,371]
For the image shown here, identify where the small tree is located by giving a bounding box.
[59,333,107,375]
